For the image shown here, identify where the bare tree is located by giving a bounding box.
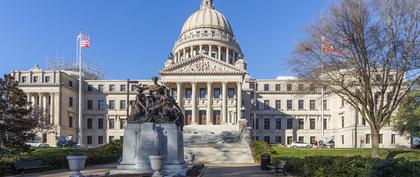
[290,0,419,158]
[30,106,59,139]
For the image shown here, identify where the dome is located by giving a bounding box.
[180,0,234,36]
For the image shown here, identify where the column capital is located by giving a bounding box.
[221,81,228,86]
[236,81,243,85]
[191,81,197,86]
[176,82,183,86]
[206,81,213,85]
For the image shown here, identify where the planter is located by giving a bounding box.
[66,155,87,177]
[149,155,166,177]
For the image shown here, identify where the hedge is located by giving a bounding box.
[0,140,122,176]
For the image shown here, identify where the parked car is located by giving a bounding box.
[288,141,312,148]
[25,140,49,147]
[56,136,76,148]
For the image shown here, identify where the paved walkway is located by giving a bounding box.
[202,164,289,177]
[9,164,116,177]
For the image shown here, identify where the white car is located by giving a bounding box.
[288,141,312,148]
[25,141,49,147]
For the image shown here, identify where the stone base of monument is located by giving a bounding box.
[110,123,188,177]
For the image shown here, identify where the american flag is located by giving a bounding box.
[80,35,90,48]
[322,36,343,55]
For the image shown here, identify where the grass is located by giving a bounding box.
[271,145,420,161]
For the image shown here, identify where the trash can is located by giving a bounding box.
[260,153,271,171]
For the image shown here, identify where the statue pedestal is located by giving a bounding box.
[111,123,188,176]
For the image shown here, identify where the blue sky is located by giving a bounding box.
[0,0,330,80]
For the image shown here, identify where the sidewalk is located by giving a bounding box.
[9,163,116,177]
[202,164,289,177]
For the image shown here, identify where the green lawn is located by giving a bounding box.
[271,146,420,160]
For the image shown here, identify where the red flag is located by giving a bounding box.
[80,35,90,48]
[322,36,343,55]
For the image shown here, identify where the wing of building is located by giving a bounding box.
[10,0,410,150]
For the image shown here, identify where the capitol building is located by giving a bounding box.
[10,0,410,152]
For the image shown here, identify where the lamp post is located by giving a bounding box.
[240,106,246,119]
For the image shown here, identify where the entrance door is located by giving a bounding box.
[185,110,192,125]
[213,110,221,125]
[199,110,207,125]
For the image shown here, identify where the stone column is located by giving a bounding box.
[42,93,47,111]
[176,82,183,112]
[191,82,197,125]
[177,52,180,62]
[237,82,242,124]
[39,93,43,110]
[199,45,203,55]
[54,92,60,126]
[190,46,193,57]
[31,94,36,107]
[218,46,222,60]
[27,93,31,104]
[209,45,213,57]
[183,48,186,60]
[222,82,227,124]
[226,48,230,63]
[50,93,55,125]
[206,82,213,125]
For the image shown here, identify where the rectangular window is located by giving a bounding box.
[98,85,104,92]
[298,136,304,142]
[87,136,92,145]
[68,80,73,87]
[341,135,344,144]
[98,118,104,129]
[21,76,27,83]
[309,83,315,91]
[323,100,327,110]
[379,134,383,144]
[120,84,126,92]
[108,100,115,109]
[287,84,292,91]
[287,100,292,110]
[88,85,93,91]
[131,85,136,91]
[109,119,115,129]
[275,119,281,129]
[310,136,316,144]
[287,136,293,144]
[109,136,114,143]
[391,134,396,144]
[264,100,270,110]
[87,118,93,129]
[98,100,105,110]
[298,119,304,129]
[44,76,50,83]
[256,101,259,110]
[264,118,270,129]
[120,136,124,141]
[275,136,282,143]
[185,88,192,98]
[249,83,254,89]
[275,84,281,91]
[310,119,315,129]
[33,76,39,83]
[362,117,366,126]
[228,88,235,98]
[87,100,93,110]
[341,98,345,107]
[213,88,221,98]
[264,136,270,144]
[275,100,281,110]
[366,134,371,144]
[69,97,73,107]
[310,100,315,110]
[109,85,115,92]
[120,100,126,110]
[172,88,177,99]
[298,84,304,91]
[42,133,47,143]
[200,88,206,98]
[69,116,73,128]
[120,119,126,129]
[256,118,260,130]
[255,83,259,91]
[323,119,327,129]
[287,118,293,129]
[341,116,345,128]
[264,84,269,91]
[298,100,304,110]
[98,136,104,145]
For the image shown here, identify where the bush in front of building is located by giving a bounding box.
[251,140,273,161]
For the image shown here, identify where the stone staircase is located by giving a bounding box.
[183,125,255,164]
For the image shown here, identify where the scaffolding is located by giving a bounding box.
[45,57,104,80]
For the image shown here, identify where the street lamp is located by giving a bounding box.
[240,106,246,119]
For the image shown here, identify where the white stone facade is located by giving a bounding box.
[10,0,410,148]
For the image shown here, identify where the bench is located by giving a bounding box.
[267,160,287,176]
[14,160,49,174]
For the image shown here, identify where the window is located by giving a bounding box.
[310,136,316,144]
[21,76,27,83]
[88,85,93,91]
[298,84,304,91]
[341,116,345,128]
[98,85,104,92]
[379,134,383,144]
[131,85,136,91]
[264,84,270,91]
[366,134,371,144]
[120,85,126,92]
[323,100,327,110]
[68,80,73,87]
[298,119,304,129]
[33,76,39,83]
[98,100,105,110]
[275,119,281,129]
[45,76,50,83]
[310,100,315,110]
[87,118,93,129]
[255,83,259,91]
[298,100,304,110]
[109,85,115,92]
[108,100,115,109]
[109,119,115,129]
[310,119,315,129]
[249,83,254,89]
[264,100,270,110]
[264,136,270,144]
[69,116,73,128]
[275,100,281,110]
[69,97,73,107]
[264,118,270,129]
[275,136,282,143]
[287,118,293,129]
[362,117,366,126]
[109,136,114,143]
[228,88,235,98]
[98,136,104,145]
[298,136,304,142]
[287,136,293,144]
[213,88,221,98]
[341,135,344,144]
[120,119,126,129]
[87,136,92,145]
[98,118,104,129]
[309,83,315,91]
[120,136,124,141]
[42,133,47,143]
[172,89,177,99]
[87,100,93,110]
[120,100,126,110]
[323,119,327,129]
[391,134,396,144]
[256,118,260,129]
[200,88,206,98]
[287,84,292,91]
[341,98,345,107]
[185,88,192,98]
[287,100,292,110]
[275,84,281,91]
[256,101,259,110]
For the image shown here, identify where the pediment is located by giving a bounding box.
[159,55,245,75]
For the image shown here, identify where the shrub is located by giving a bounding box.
[251,141,273,161]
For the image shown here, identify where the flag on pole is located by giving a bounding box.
[80,35,90,48]
[322,36,343,55]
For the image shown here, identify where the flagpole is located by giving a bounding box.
[320,36,325,137]
[77,31,83,146]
